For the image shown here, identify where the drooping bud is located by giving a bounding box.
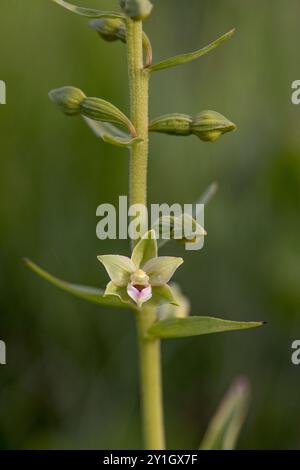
[80,97,136,136]
[49,86,86,116]
[119,0,153,21]
[90,18,153,67]
[191,110,236,142]
[49,86,137,137]
[149,114,192,136]
[89,18,126,43]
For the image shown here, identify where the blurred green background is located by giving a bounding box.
[0,0,300,450]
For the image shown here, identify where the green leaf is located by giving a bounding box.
[199,378,250,450]
[148,316,265,339]
[83,118,142,148]
[52,0,124,19]
[148,29,235,73]
[131,230,158,268]
[24,258,130,309]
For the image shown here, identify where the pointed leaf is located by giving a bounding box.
[131,230,158,268]
[143,256,183,286]
[199,378,250,450]
[83,118,142,148]
[52,0,124,19]
[24,258,129,309]
[148,316,265,339]
[148,29,235,73]
[97,255,135,287]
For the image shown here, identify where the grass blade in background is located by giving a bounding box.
[199,378,250,450]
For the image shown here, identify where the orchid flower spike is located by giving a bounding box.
[97,230,183,309]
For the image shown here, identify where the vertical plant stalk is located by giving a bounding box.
[126,18,165,450]
[136,306,165,450]
[127,19,149,213]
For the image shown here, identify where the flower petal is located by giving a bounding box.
[131,229,158,268]
[97,255,135,286]
[143,256,184,286]
[148,285,178,307]
[104,281,132,305]
[127,284,152,307]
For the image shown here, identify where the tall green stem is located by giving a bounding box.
[126,18,165,450]
[127,19,149,212]
[136,307,165,450]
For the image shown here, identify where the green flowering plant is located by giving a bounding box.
[24,0,265,450]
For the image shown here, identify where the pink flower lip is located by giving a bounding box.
[133,284,146,292]
[127,284,152,307]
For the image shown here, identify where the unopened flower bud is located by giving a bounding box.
[191,110,236,142]
[49,86,86,116]
[90,17,153,67]
[149,114,192,136]
[119,0,153,21]
[89,18,126,43]
[80,97,136,136]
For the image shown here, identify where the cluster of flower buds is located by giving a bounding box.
[149,110,236,142]
[119,0,153,21]
[49,86,136,136]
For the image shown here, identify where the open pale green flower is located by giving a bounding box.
[97,230,183,308]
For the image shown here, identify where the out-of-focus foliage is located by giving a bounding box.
[0,0,300,449]
[200,378,250,450]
